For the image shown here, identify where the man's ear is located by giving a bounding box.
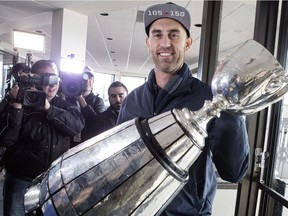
[185,37,193,51]
[145,37,150,49]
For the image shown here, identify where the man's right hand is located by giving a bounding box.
[8,84,22,109]
[76,95,88,108]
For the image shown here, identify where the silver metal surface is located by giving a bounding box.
[24,40,288,216]
[25,111,204,215]
[212,39,288,115]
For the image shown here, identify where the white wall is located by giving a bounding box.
[213,189,237,216]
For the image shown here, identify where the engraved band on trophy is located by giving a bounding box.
[24,40,288,216]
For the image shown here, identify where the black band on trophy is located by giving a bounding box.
[135,117,189,183]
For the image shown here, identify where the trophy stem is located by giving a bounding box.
[173,94,230,145]
[193,94,229,122]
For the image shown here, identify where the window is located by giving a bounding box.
[93,73,114,107]
[120,76,146,93]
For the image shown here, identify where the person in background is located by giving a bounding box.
[0,63,27,171]
[0,60,85,216]
[117,2,250,216]
[77,66,106,142]
[85,81,128,139]
[66,66,106,145]
[76,66,106,114]
[0,63,26,114]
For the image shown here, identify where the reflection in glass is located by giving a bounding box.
[120,76,146,93]
[269,30,288,214]
[265,192,288,216]
[93,72,115,106]
[272,99,288,215]
[275,119,288,184]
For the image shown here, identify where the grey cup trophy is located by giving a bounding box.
[24,40,288,216]
[180,39,288,131]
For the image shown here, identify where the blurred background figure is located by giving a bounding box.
[10,63,26,84]
[77,66,106,114]
[64,66,106,146]
[0,63,26,113]
[85,81,128,139]
[0,63,27,171]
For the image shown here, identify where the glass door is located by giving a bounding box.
[235,1,288,215]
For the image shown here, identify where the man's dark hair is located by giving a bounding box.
[108,81,128,94]
[11,63,26,77]
[31,60,58,75]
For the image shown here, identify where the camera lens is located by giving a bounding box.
[26,92,41,104]
[61,76,82,97]
[23,90,46,107]
[66,81,79,95]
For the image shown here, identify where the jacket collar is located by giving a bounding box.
[148,63,190,95]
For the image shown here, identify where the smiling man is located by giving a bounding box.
[117,2,250,216]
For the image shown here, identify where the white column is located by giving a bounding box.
[50,8,88,69]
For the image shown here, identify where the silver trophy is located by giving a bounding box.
[24,40,288,216]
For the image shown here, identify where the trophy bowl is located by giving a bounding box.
[211,39,288,115]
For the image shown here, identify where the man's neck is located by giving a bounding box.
[154,71,174,89]
[153,64,184,88]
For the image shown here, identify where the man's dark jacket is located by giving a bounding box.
[84,106,118,140]
[67,92,105,144]
[117,63,250,215]
[84,92,106,114]
[0,96,85,181]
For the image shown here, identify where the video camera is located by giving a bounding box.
[11,53,59,107]
[17,73,58,106]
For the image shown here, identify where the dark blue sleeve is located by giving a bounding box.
[206,111,250,182]
[117,96,135,125]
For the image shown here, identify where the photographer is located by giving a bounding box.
[76,66,106,113]
[64,66,106,144]
[0,63,26,112]
[0,60,85,216]
[0,63,26,170]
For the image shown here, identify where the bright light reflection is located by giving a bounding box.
[60,58,84,74]
[13,29,45,52]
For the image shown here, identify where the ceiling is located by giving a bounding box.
[0,1,256,77]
